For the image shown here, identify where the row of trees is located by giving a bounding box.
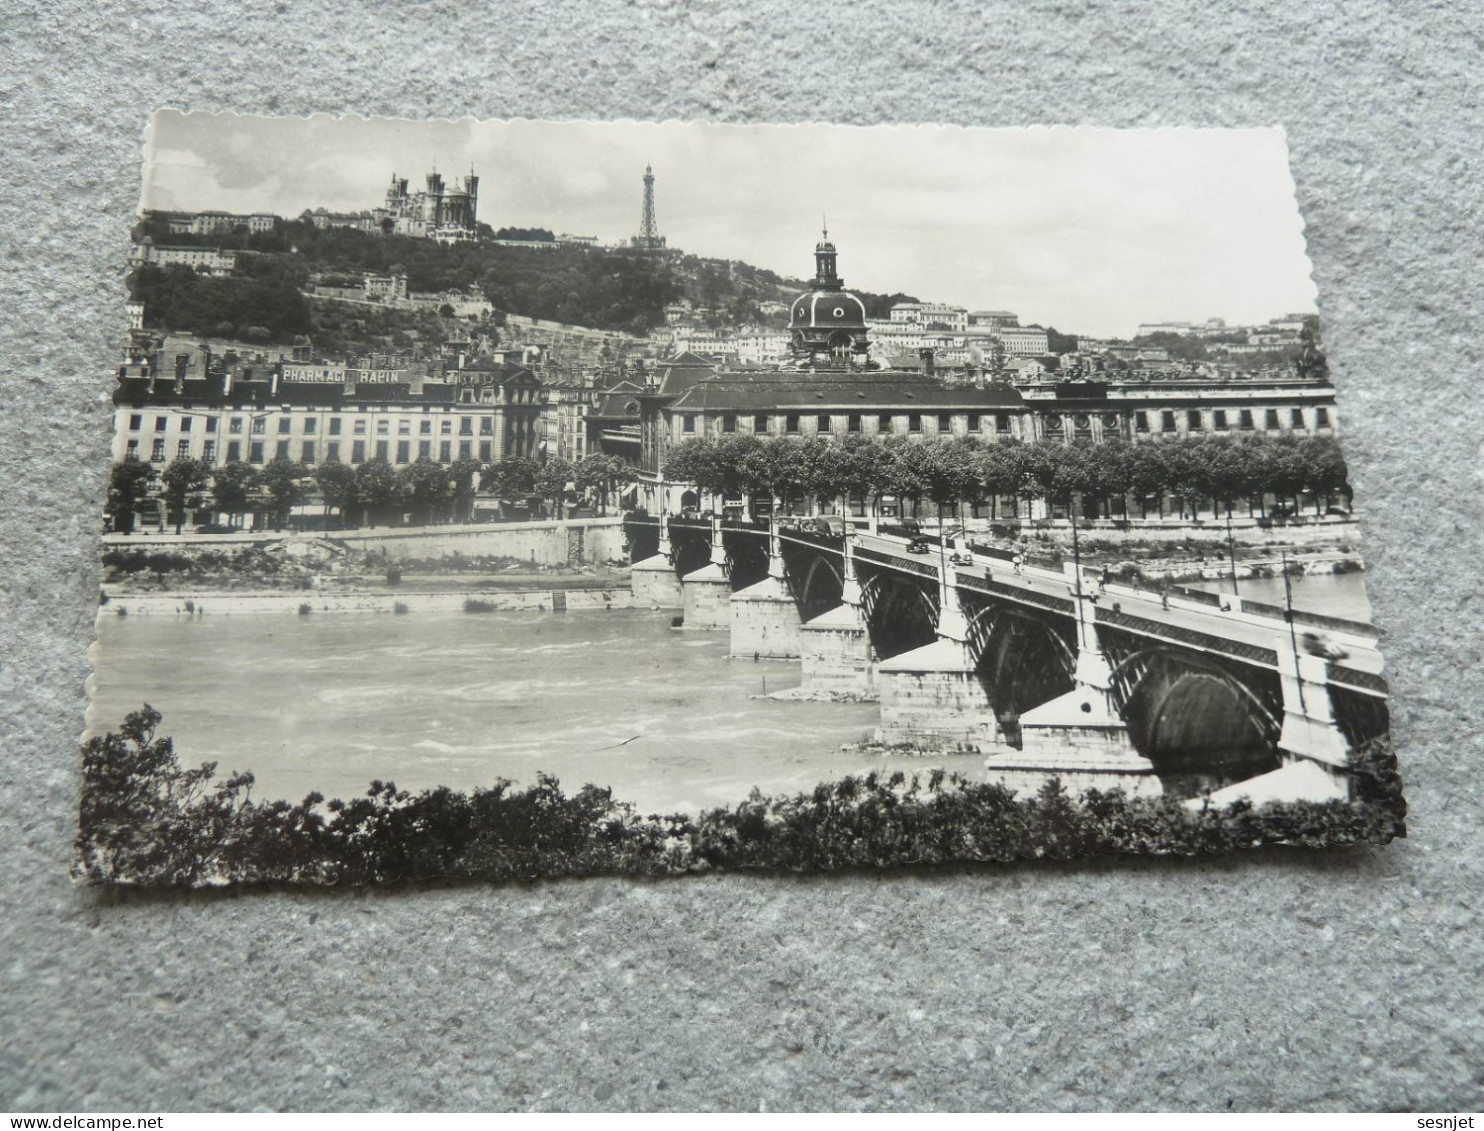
[107,451,638,533]
[661,432,1351,524]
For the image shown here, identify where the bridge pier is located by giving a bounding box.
[679,516,730,630]
[875,581,997,750]
[729,525,801,658]
[798,532,874,698]
[984,569,1162,798]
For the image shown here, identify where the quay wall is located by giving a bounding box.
[102,518,630,567]
[99,586,643,618]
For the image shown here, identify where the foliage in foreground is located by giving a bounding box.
[76,707,1405,888]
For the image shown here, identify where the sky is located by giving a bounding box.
[142,114,1318,339]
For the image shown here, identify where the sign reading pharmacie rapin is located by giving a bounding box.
[81,113,1404,888]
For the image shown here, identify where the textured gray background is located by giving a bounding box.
[2,0,1481,1112]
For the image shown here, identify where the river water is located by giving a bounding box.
[1187,570,1372,621]
[89,610,985,815]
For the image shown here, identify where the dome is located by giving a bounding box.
[789,290,867,331]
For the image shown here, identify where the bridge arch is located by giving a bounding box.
[859,570,938,659]
[966,603,1076,734]
[1109,647,1283,793]
[794,554,845,622]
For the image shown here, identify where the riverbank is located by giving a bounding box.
[98,584,644,617]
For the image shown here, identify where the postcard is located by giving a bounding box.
[79,115,1403,886]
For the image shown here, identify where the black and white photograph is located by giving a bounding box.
[80,114,1404,887]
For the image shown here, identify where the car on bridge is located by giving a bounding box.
[906,537,933,555]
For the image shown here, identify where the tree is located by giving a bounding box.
[159,457,211,534]
[76,705,256,886]
[210,461,256,530]
[355,458,401,527]
[481,455,538,502]
[533,457,575,519]
[106,457,156,534]
[449,457,483,523]
[574,453,634,516]
[314,462,359,526]
[397,459,454,525]
[257,457,310,530]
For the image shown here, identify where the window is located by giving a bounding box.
[459,417,473,436]
[230,417,243,434]
[683,415,697,433]
[202,440,215,462]
[128,414,141,431]
[879,414,893,433]
[226,441,240,461]
[1135,411,1150,433]
[1238,409,1254,430]
[459,441,472,459]
[249,441,264,463]
[377,420,389,436]
[1187,410,1203,431]
[352,440,366,463]
[251,418,266,434]
[356,420,369,435]
[396,440,410,463]
[180,417,193,433]
[1161,410,1177,432]
[480,418,494,435]
[1265,409,1281,429]
[1213,410,1228,430]
[1316,407,1331,427]
[398,420,411,436]
[329,418,341,436]
[155,416,167,432]
[326,442,339,463]
[125,439,139,457]
[848,413,862,433]
[440,420,452,435]
[278,417,292,434]
[205,417,217,433]
[301,440,316,464]
[967,413,980,432]
[937,413,951,432]
[478,441,492,462]
[303,418,317,435]
[1291,408,1305,428]
[908,414,922,432]
[439,441,452,463]
[752,414,767,433]
[419,440,433,460]
[276,440,290,459]
[420,419,433,435]
[151,438,165,462]
[376,440,389,461]
[722,414,736,433]
[996,413,1011,434]
[817,414,831,433]
[785,414,800,434]
[177,439,191,459]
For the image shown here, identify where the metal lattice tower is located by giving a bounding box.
[633,164,665,250]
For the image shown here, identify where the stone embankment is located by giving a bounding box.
[100,586,643,617]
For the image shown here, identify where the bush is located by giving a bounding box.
[76,707,1405,887]
[393,602,410,615]
[385,564,403,586]
[298,602,312,616]
[463,598,498,614]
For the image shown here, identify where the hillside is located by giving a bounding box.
[129,218,919,344]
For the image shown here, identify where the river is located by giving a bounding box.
[89,610,984,815]
[1187,569,1372,621]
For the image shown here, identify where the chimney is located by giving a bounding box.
[919,347,936,378]
[270,367,280,398]
[222,366,233,396]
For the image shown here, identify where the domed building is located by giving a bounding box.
[788,227,870,365]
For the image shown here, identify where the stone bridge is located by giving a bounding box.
[623,515,1389,805]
